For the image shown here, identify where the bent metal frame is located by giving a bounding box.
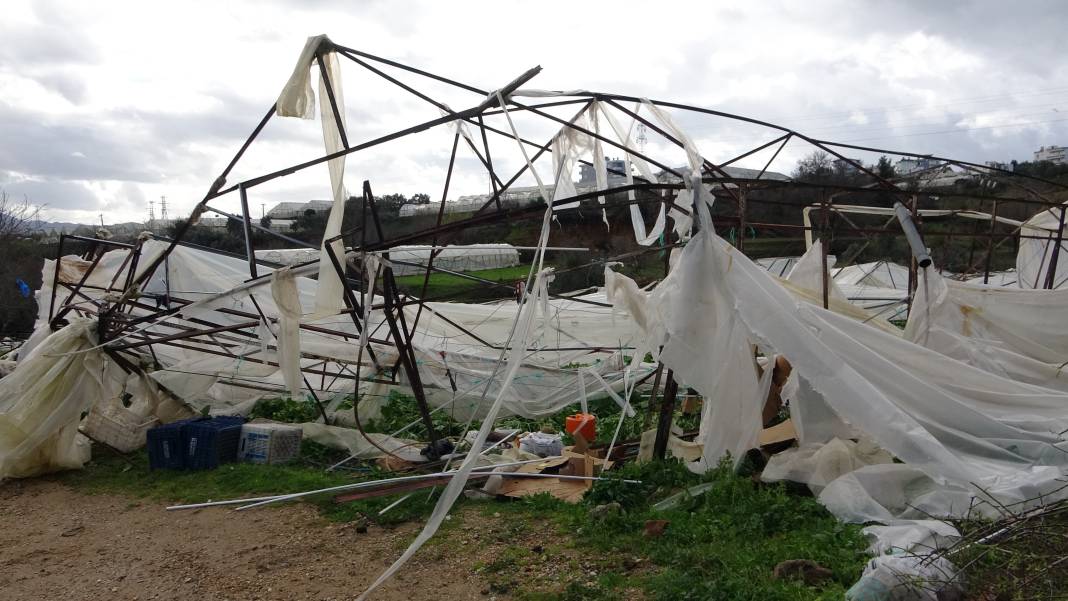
[44,39,1068,459]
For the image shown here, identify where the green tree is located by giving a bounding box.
[875,155,895,179]
[226,217,243,237]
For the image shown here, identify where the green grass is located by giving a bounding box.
[393,264,536,299]
[361,389,653,447]
[486,460,869,601]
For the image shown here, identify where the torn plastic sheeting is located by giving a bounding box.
[761,437,893,495]
[785,240,847,303]
[271,266,303,398]
[550,111,592,208]
[1016,200,1068,289]
[846,552,959,601]
[605,211,1068,594]
[0,320,113,479]
[637,427,703,464]
[300,422,424,463]
[35,238,647,420]
[906,270,1068,392]
[312,48,349,318]
[609,182,765,470]
[275,33,348,317]
[356,263,556,601]
[276,34,329,118]
[675,227,1068,487]
[597,101,666,246]
[357,183,557,598]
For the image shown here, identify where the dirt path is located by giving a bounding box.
[0,480,506,601]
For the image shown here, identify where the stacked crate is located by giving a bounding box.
[146,416,246,470]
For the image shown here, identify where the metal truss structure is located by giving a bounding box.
[43,39,1068,458]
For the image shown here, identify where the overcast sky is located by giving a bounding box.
[2,0,1067,225]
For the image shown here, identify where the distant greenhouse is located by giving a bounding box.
[255,243,520,275]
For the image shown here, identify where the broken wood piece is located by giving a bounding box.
[758,418,796,447]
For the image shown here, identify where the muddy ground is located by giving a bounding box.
[0,480,599,601]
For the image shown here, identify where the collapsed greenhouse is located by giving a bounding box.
[4,34,1068,599]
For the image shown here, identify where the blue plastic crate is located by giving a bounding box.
[146,418,199,470]
[183,416,246,470]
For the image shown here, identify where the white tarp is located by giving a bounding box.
[606,203,1068,590]
[906,270,1068,392]
[31,239,646,421]
[0,320,113,479]
[1017,201,1068,289]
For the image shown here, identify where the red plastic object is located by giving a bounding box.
[565,413,597,442]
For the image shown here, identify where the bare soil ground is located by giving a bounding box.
[0,480,520,601]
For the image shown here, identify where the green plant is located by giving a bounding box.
[248,396,321,423]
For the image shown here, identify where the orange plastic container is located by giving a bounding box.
[565,413,597,442]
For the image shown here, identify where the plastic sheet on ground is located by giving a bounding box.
[300,422,424,462]
[762,437,893,494]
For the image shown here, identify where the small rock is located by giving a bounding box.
[589,502,621,521]
[772,559,833,586]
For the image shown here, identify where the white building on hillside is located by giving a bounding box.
[894,157,939,176]
[1034,146,1068,164]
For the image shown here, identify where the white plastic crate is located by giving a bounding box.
[81,406,159,453]
[238,423,302,464]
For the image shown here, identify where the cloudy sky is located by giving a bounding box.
[2,0,1067,225]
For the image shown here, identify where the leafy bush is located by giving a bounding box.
[248,397,320,423]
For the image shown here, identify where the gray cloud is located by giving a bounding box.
[31,70,88,104]
[0,103,159,182]
[0,172,100,211]
[6,0,1068,224]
